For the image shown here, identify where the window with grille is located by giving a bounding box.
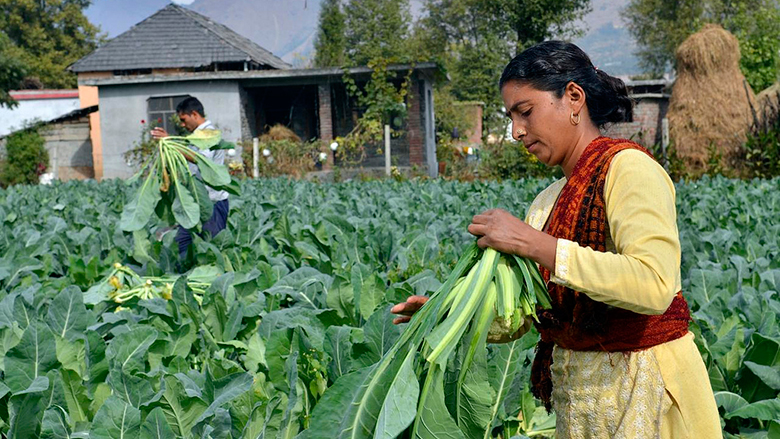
[147,95,190,134]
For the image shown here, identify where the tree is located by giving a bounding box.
[0,31,26,108]
[623,0,780,91]
[0,128,48,187]
[416,0,591,134]
[343,0,413,66]
[0,0,102,89]
[314,0,346,67]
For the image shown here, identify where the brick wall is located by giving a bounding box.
[604,98,669,147]
[407,79,424,165]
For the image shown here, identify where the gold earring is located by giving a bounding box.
[570,112,581,126]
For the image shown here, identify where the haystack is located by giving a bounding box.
[259,124,301,143]
[667,24,757,174]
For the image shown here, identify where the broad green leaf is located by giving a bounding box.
[264,267,331,310]
[744,361,780,390]
[375,348,419,439]
[90,395,142,439]
[47,286,88,340]
[168,322,197,358]
[324,326,355,380]
[189,176,214,224]
[278,351,302,439]
[60,369,90,424]
[121,167,163,232]
[298,351,406,439]
[241,396,284,439]
[8,391,47,439]
[108,367,158,408]
[186,129,222,150]
[132,230,156,265]
[41,406,71,439]
[715,391,749,414]
[726,398,780,421]
[354,307,402,368]
[105,327,158,374]
[140,407,176,439]
[351,263,383,320]
[5,320,58,393]
[259,307,328,351]
[55,336,87,378]
[196,369,253,424]
[737,333,780,402]
[326,277,355,322]
[193,153,231,187]
[172,176,201,230]
[413,364,466,439]
[86,329,109,386]
[158,375,208,437]
[266,330,293,393]
[488,339,525,419]
[244,331,266,374]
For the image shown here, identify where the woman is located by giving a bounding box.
[391,41,722,438]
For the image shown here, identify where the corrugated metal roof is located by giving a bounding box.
[70,4,290,73]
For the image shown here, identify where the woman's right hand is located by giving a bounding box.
[390,295,429,324]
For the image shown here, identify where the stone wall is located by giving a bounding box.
[41,116,95,180]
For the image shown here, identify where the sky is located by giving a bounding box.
[84,0,640,76]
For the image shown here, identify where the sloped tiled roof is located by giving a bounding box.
[70,4,290,73]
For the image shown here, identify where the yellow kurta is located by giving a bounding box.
[524,149,722,439]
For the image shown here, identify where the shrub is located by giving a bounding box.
[477,139,556,180]
[741,91,780,179]
[0,128,48,187]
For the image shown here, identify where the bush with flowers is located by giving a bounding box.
[123,116,189,170]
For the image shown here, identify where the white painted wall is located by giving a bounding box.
[0,98,80,137]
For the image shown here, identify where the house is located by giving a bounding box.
[0,90,97,181]
[71,4,438,180]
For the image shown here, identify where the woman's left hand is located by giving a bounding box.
[467,208,557,271]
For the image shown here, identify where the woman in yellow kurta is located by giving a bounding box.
[393,41,722,438]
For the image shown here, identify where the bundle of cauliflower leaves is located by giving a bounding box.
[301,243,552,439]
[120,129,239,232]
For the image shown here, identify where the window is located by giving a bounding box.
[147,95,190,134]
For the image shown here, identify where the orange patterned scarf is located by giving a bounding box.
[531,136,691,410]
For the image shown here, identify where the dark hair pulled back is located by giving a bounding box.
[499,41,632,128]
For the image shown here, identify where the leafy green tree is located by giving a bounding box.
[417,0,591,134]
[0,0,102,89]
[343,0,413,66]
[314,0,346,67]
[623,0,780,91]
[0,31,26,108]
[0,128,48,187]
